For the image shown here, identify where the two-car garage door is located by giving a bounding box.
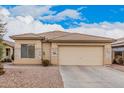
[59,46,103,65]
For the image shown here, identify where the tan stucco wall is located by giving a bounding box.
[51,43,112,65]
[13,40,42,64]
[13,40,112,65]
[42,43,51,61]
[51,43,58,65]
[103,44,112,65]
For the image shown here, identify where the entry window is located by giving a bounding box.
[6,48,10,56]
[21,44,35,58]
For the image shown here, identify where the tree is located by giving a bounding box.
[0,44,3,60]
[0,20,6,60]
[0,19,6,75]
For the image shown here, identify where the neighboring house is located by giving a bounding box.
[112,38,124,64]
[10,31,113,65]
[2,40,14,61]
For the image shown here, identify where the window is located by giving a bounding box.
[21,44,35,58]
[6,48,10,56]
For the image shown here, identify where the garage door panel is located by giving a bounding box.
[59,46,103,65]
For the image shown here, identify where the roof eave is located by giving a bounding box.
[48,40,113,43]
[10,36,44,40]
[3,43,14,48]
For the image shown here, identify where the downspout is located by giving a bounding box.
[49,41,52,65]
[40,36,45,64]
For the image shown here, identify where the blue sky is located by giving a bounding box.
[1,5,124,40]
[2,5,124,28]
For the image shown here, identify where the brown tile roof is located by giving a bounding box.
[49,32,114,43]
[37,31,70,39]
[10,31,114,43]
[10,33,44,40]
[112,38,124,47]
[2,40,15,47]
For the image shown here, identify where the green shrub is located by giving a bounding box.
[42,59,50,66]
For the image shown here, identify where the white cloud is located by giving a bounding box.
[40,9,82,21]
[16,16,34,24]
[0,8,10,22]
[9,6,55,18]
[67,22,124,39]
[4,16,124,41]
[56,9,80,20]
[9,6,84,22]
[4,15,64,41]
[0,8,10,16]
[1,6,124,42]
[77,6,87,11]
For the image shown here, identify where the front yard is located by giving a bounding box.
[0,64,63,88]
[1,63,124,88]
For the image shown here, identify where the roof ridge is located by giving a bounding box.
[51,31,114,40]
[70,32,114,40]
[38,31,66,35]
[49,32,71,40]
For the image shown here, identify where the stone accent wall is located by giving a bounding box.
[104,44,112,65]
[13,40,112,65]
[51,43,58,65]
[42,43,51,61]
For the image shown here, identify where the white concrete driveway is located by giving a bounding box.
[60,66,124,88]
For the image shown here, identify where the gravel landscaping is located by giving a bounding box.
[109,64,124,72]
[0,64,63,88]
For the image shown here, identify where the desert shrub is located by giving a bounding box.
[42,59,50,66]
[1,58,12,62]
[5,58,12,62]
[0,63,5,75]
[0,45,3,60]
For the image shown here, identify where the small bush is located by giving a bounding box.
[5,58,12,62]
[2,58,12,62]
[0,64,5,75]
[42,59,50,66]
[0,70,5,75]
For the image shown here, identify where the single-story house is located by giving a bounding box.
[10,31,113,65]
[112,38,124,64]
[1,40,14,61]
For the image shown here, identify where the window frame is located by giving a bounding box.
[21,44,35,58]
[6,48,10,56]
